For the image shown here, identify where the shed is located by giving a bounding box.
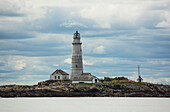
[137,75,143,82]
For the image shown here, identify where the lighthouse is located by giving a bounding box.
[70,31,83,80]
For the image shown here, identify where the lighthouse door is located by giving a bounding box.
[95,79,97,83]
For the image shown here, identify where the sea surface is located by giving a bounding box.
[0,97,170,112]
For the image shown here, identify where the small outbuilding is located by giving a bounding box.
[72,73,99,83]
[50,69,69,81]
[137,75,143,82]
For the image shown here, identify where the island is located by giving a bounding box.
[0,77,170,97]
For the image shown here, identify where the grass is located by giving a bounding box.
[43,79,170,86]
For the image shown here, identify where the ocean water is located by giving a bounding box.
[0,97,170,112]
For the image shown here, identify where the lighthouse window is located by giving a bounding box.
[76,65,78,68]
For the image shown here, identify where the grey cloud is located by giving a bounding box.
[0,32,34,39]
[0,70,13,73]
[0,0,25,17]
[0,11,25,17]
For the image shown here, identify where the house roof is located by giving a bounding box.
[73,73,98,81]
[82,73,91,75]
[51,69,69,75]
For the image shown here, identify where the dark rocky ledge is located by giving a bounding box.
[0,80,170,97]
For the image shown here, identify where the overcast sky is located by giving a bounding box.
[0,0,170,85]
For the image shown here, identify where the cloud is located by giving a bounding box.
[0,74,48,85]
[53,64,59,67]
[93,45,105,54]
[101,72,108,74]
[83,60,93,65]
[32,65,51,71]
[64,58,93,65]
[72,1,170,30]
[0,0,25,17]
[60,21,87,28]
[0,33,72,56]
[13,60,27,70]
[64,58,71,64]
[76,2,155,29]
[77,3,142,28]
[144,77,170,84]
[156,21,170,28]
[0,32,34,39]
[0,0,46,20]
[0,55,72,83]
[156,11,170,28]
[0,0,47,36]
[0,57,27,71]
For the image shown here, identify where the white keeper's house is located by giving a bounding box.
[50,69,69,81]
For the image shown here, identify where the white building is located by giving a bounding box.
[72,73,99,83]
[70,31,99,83]
[50,69,69,80]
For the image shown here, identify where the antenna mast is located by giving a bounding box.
[138,65,140,76]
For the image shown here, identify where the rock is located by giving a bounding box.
[0,80,170,97]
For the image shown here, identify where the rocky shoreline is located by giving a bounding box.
[0,80,170,97]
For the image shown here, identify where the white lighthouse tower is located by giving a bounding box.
[70,31,83,80]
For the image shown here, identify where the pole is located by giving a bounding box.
[138,65,140,76]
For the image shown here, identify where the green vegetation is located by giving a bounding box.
[39,77,169,86]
